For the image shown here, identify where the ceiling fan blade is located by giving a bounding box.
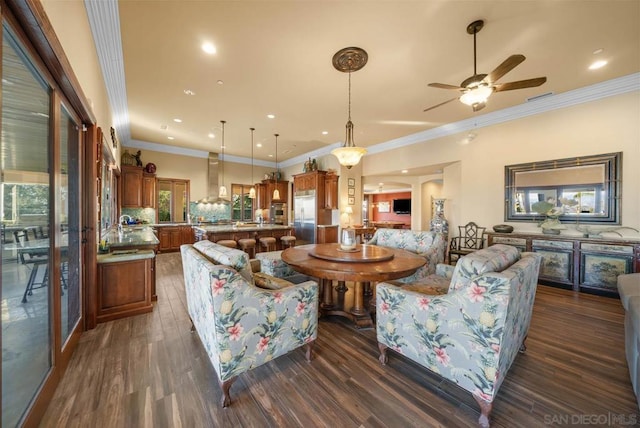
[494,77,547,92]
[485,54,526,84]
[423,97,459,112]
[428,82,464,91]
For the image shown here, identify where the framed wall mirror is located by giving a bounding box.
[504,152,622,224]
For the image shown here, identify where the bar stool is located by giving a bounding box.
[217,239,237,249]
[280,235,296,249]
[259,237,277,252]
[238,238,256,258]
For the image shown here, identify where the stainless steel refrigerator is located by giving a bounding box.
[294,190,316,245]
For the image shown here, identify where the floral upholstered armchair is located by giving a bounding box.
[366,228,447,284]
[181,241,319,407]
[376,244,542,427]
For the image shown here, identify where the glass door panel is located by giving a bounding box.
[59,105,81,345]
[1,26,52,427]
[174,181,187,222]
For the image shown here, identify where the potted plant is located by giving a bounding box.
[531,201,566,235]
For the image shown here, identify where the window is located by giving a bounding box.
[157,179,190,223]
[231,184,254,221]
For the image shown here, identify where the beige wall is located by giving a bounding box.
[364,92,640,237]
[125,148,279,202]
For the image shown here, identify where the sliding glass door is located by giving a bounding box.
[1,20,84,427]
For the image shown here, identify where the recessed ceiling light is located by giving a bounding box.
[592,48,604,55]
[167,136,175,140]
[202,42,216,54]
[173,118,182,123]
[401,169,408,174]
[268,154,273,157]
[183,89,195,96]
[322,131,328,135]
[217,80,224,85]
[589,60,608,70]
[208,133,215,139]
[267,114,275,119]
[257,143,263,148]
[378,182,384,186]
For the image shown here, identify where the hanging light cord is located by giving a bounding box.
[274,133,279,183]
[345,69,355,148]
[220,120,226,187]
[250,128,255,183]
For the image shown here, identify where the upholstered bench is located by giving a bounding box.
[618,273,640,409]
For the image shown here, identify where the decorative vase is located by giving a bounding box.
[430,198,449,237]
[340,228,356,250]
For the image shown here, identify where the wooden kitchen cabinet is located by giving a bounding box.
[317,225,338,244]
[122,165,142,207]
[256,179,289,210]
[157,225,195,252]
[324,173,339,209]
[96,251,155,323]
[142,172,156,208]
[121,165,156,208]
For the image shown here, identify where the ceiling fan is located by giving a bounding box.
[423,19,547,113]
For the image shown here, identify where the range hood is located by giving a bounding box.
[201,152,229,204]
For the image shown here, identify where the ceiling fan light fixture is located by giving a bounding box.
[460,85,493,106]
[331,47,368,169]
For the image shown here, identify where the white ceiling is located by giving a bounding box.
[90,1,639,170]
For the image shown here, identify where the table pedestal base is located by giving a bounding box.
[319,279,374,329]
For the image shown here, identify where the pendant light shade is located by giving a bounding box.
[272,133,280,201]
[218,120,228,200]
[249,127,256,199]
[331,47,368,169]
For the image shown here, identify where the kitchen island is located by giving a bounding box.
[98,226,160,319]
[194,223,293,251]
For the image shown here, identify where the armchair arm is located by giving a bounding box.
[435,263,454,278]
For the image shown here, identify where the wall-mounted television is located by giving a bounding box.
[393,198,411,214]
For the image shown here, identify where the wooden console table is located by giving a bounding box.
[487,231,640,297]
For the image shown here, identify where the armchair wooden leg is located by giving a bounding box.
[305,340,315,362]
[220,376,237,408]
[378,343,389,365]
[472,394,493,428]
[519,335,528,353]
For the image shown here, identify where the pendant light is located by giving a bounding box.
[272,133,280,201]
[331,47,368,169]
[218,120,228,200]
[248,127,256,199]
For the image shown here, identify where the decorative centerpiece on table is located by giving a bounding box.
[531,201,566,235]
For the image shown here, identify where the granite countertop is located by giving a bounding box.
[194,224,292,233]
[97,249,156,264]
[103,226,160,248]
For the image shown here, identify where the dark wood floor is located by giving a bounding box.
[40,253,638,427]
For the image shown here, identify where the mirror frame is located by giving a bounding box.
[504,152,622,225]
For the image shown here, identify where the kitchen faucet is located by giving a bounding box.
[118,215,132,232]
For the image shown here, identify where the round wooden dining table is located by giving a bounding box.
[282,243,425,328]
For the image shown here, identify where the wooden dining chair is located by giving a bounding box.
[448,222,486,264]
